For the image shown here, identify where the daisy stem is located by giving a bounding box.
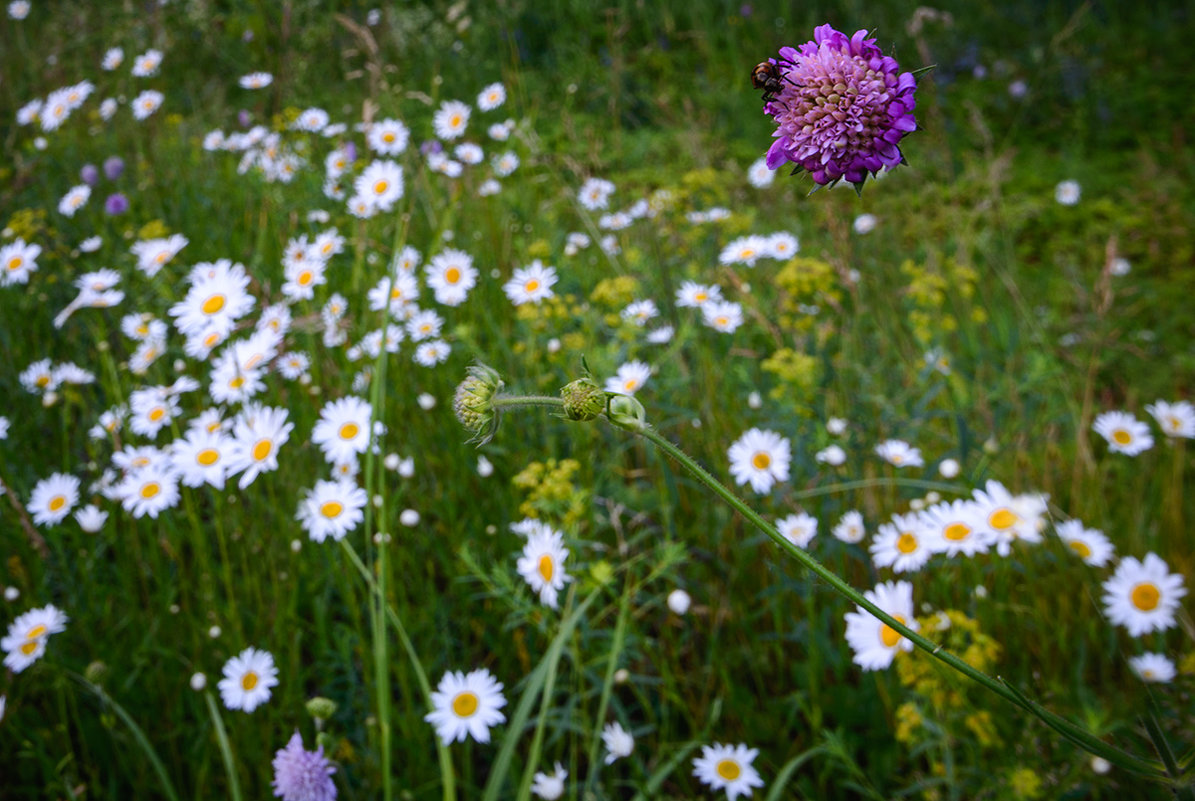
[628,423,1170,781]
[336,538,456,801]
[203,689,243,801]
[70,673,181,801]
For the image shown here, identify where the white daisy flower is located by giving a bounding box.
[131,49,163,77]
[1054,519,1114,567]
[701,300,744,333]
[477,82,506,111]
[765,231,798,260]
[604,360,651,396]
[354,159,404,212]
[503,260,556,306]
[1145,400,1195,439]
[1,238,42,286]
[58,184,91,217]
[578,177,615,210]
[621,299,658,326]
[776,512,818,549]
[218,646,279,712]
[2,604,68,673]
[1102,553,1186,637]
[602,721,634,764]
[746,157,775,187]
[921,499,988,558]
[432,99,471,140]
[692,742,765,801]
[832,510,866,544]
[425,248,477,306]
[875,439,924,468]
[170,427,232,490]
[516,525,572,609]
[74,504,109,533]
[224,405,293,490]
[27,473,80,527]
[116,464,181,519]
[311,396,372,466]
[1129,652,1176,683]
[131,89,164,120]
[425,668,507,745]
[1093,410,1153,456]
[843,580,919,671]
[1054,179,1081,206]
[238,71,273,89]
[297,478,367,543]
[870,512,934,573]
[675,281,721,308]
[531,762,566,800]
[414,340,451,366]
[815,444,847,466]
[718,235,768,267]
[728,428,791,495]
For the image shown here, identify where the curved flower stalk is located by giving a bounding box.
[452,365,1184,788]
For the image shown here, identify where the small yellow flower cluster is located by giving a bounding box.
[900,257,987,345]
[589,275,640,309]
[773,255,842,334]
[761,348,821,406]
[135,219,171,241]
[4,208,48,242]
[512,458,588,528]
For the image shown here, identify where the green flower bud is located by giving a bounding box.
[560,377,606,421]
[453,363,504,444]
[606,393,647,432]
[306,696,338,721]
[84,660,108,684]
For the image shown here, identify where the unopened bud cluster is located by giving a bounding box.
[560,377,607,421]
[453,363,503,444]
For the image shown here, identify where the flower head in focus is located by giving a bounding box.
[758,25,918,191]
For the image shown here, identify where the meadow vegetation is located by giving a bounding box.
[1,1,1193,799]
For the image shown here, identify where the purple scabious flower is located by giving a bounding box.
[103,156,124,180]
[104,193,129,215]
[761,24,918,190]
[80,164,99,185]
[271,731,336,801]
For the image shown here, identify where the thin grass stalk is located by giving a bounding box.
[203,689,243,801]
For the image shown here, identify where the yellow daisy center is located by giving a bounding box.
[229,376,245,389]
[1131,582,1160,611]
[204,331,221,347]
[452,691,478,717]
[1168,416,1181,431]
[695,291,707,302]
[373,179,389,195]
[624,379,638,392]
[538,554,554,582]
[20,640,39,655]
[26,624,47,639]
[140,482,160,499]
[896,532,918,554]
[1112,429,1132,445]
[880,615,907,648]
[155,251,169,265]
[525,279,540,292]
[197,448,219,466]
[7,256,22,271]
[252,439,273,462]
[944,522,970,541]
[445,267,461,284]
[989,508,1018,530]
[49,496,67,512]
[298,270,313,286]
[320,501,343,519]
[751,452,771,470]
[1067,540,1091,559]
[339,422,359,441]
[383,132,396,142]
[202,294,226,315]
[149,407,165,422]
[741,248,755,259]
[36,375,50,387]
[241,671,258,691]
[716,759,741,781]
[450,114,462,128]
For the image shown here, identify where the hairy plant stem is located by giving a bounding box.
[491,392,1172,782]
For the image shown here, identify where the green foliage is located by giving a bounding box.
[1,1,1193,800]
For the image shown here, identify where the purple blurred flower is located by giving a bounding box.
[761,24,918,189]
[419,139,442,157]
[104,193,129,215]
[271,731,336,801]
[80,164,99,185]
[238,109,252,128]
[103,156,124,180]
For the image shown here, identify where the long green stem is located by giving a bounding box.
[485,391,1169,781]
[204,690,243,801]
[633,423,1166,779]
